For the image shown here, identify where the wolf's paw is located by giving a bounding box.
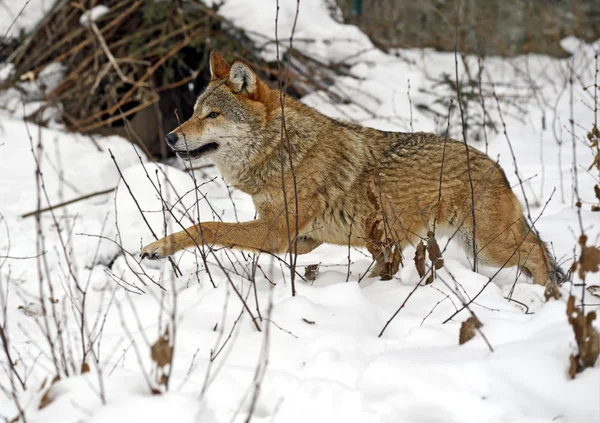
[140,239,175,260]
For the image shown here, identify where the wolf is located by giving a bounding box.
[141,50,564,286]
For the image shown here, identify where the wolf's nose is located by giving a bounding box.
[165,133,178,146]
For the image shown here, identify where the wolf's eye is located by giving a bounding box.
[207,112,219,119]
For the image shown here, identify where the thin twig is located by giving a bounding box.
[21,188,115,218]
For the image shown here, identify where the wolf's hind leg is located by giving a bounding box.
[455,189,556,285]
[472,220,553,285]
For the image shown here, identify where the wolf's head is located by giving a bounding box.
[165,51,274,167]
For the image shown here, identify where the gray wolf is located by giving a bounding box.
[141,51,563,286]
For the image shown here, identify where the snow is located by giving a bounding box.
[0,0,54,38]
[217,0,372,62]
[79,5,110,26]
[1,1,599,422]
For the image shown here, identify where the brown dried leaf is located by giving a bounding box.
[583,311,600,368]
[588,153,599,172]
[364,176,402,280]
[304,264,320,281]
[383,243,403,280]
[570,261,578,274]
[568,354,579,379]
[414,241,426,278]
[151,328,173,369]
[38,375,60,409]
[544,283,562,301]
[566,295,600,379]
[81,362,90,374]
[578,244,600,280]
[567,294,575,315]
[594,185,600,201]
[459,316,483,345]
[426,231,444,271]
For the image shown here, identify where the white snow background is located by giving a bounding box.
[0,1,599,422]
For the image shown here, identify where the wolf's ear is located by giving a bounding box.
[228,61,258,96]
[209,51,231,80]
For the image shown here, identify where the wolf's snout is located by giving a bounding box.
[165,133,178,147]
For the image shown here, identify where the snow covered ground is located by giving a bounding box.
[1,1,599,422]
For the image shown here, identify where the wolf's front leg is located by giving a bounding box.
[140,224,216,260]
[141,217,317,260]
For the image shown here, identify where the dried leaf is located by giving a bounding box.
[567,294,575,315]
[364,205,401,279]
[81,362,90,374]
[382,243,402,280]
[568,354,579,379]
[566,295,600,379]
[544,283,561,301]
[38,375,60,409]
[302,318,315,325]
[160,374,169,386]
[304,264,320,281]
[570,261,578,274]
[586,285,600,298]
[426,231,444,271]
[48,297,59,304]
[459,316,482,345]
[414,241,426,278]
[594,185,600,201]
[588,153,599,172]
[151,327,173,369]
[18,302,44,317]
[578,242,600,280]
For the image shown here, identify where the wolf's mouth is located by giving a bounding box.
[175,142,219,160]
